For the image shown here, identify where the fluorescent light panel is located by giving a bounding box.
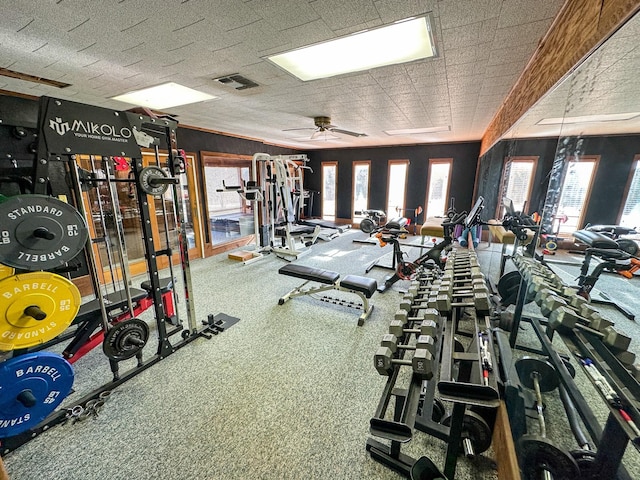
[537,112,640,125]
[112,82,216,109]
[385,126,450,135]
[268,16,435,81]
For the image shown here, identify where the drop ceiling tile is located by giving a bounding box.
[441,21,481,49]
[497,0,564,28]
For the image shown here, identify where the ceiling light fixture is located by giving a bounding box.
[385,125,450,135]
[112,82,216,109]
[537,112,640,125]
[268,15,436,81]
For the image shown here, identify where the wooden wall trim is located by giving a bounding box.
[480,0,640,156]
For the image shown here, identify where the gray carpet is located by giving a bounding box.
[3,232,639,479]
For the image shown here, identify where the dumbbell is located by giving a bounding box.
[441,409,493,459]
[380,333,436,356]
[374,346,433,379]
[515,357,579,480]
[389,318,438,338]
[394,308,439,325]
[602,326,636,366]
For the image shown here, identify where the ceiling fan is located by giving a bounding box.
[284,116,367,139]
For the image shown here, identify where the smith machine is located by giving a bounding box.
[0,96,237,454]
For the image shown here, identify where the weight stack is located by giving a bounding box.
[259,224,270,247]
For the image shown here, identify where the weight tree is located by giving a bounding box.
[0,96,237,454]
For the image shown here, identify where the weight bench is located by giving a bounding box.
[278,264,377,326]
[572,229,639,319]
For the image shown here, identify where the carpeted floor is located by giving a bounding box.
[3,231,640,480]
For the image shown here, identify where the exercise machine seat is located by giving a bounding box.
[573,230,618,249]
[420,217,445,239]
[586,224,637,236]
[278,264,340,284]
[385,217,408,230]
[275,224,316,237]
[140,277,174,294]
[340,275,377,298]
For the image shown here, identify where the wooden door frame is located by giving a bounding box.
[352,160,371,224]
[386,159,409,218]
[321,161,338,220]
[424,158,453,220]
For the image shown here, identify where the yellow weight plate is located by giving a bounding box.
[0,263,13,281]
[0,272,81,351]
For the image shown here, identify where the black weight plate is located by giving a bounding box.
[103,318,149,361]
[515,357,558,392]
[432,398,446,423]
[359,218,375,234]
[442,410,492,454]
[0,352,74,438]
[139,166,169,196]
[0,195,88,271]
[518,436,579,480]
[497,271,534,305]
[570,450,599,479]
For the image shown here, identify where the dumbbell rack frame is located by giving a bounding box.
[367,253,500,479]
[505,258,639,479]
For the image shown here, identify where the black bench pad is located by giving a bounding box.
[278,264,340,284]
[275,225,316,237]
[573,230,618,249]
[75,287,148,324]
[140,277,173,294]
[586,225,637,236]
[340,275,377,298]
[385,217,408,230]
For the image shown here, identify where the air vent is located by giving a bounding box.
[213,74,259,90]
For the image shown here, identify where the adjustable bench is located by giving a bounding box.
[278,263,377,326]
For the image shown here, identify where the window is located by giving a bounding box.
[352,161,370,222]
[425,159,452,219]
[555,157,598,235]
[322,162,337,220]
[497,157,537,216]
[619,157,640,228]
[386,160,408,218]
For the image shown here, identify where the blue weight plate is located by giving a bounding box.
[0,352,74,438]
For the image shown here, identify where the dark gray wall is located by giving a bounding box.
[306,142,481,221]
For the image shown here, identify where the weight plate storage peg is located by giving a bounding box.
[0,352,74,438]
[138,166,172,197]
[0,272,81,351]
[0,194,88,271]
[103,318,149,361]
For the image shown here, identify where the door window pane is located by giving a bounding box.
[556,160,596,234]
[204,165,253,245]
[500,159,535,216]
[620,160,640,228]
[353,163,370,221]
[322,163,336,220]
[425,161,451,218]
[387,162,408,217]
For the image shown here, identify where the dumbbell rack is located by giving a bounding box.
[367,249,500,479]
[504,253,639,479]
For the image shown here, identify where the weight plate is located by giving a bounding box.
[518,435,579,480]
[359,218,375,234]
[570,449,599,479]
[138,166,169,196]
[432,398,446,423]
[0,352,74,438]
[0,272,81,351]
[0,263,14,281]
[515,357,559,392]
[442,410,492,454]
[497,271,534,306]
[103,318,149,361]
[0,195,88,270]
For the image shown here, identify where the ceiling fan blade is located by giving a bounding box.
[330,128,367,137]
[283,127,316,132]
[310,129,324,139]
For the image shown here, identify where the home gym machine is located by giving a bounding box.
[220,153,320,263]
[0,96,237,454]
